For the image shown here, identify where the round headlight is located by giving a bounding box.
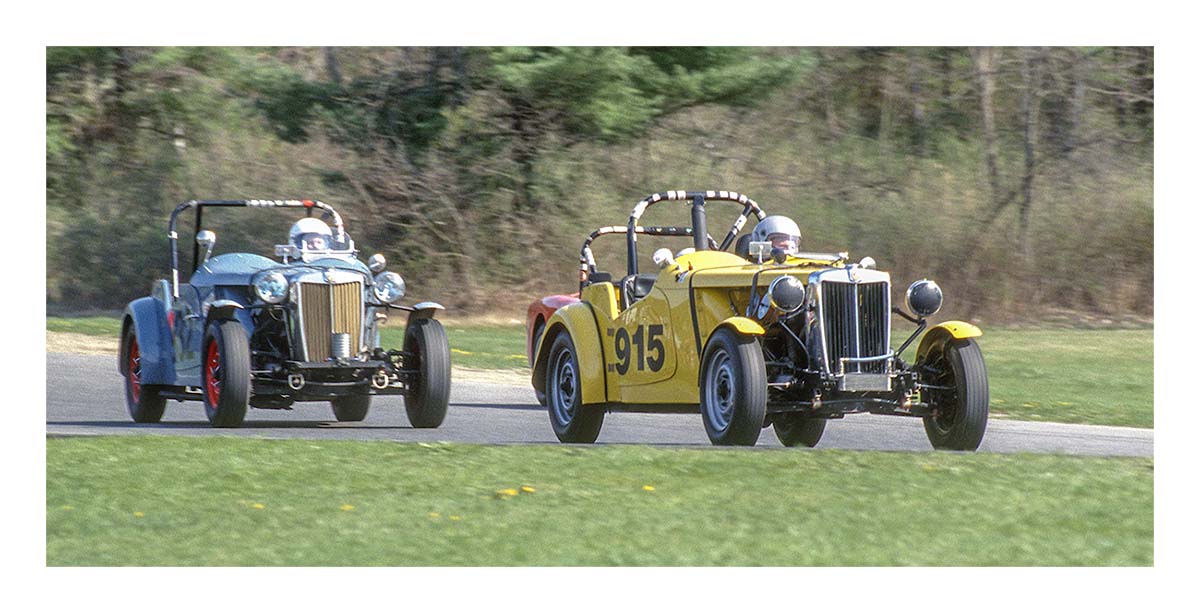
[373,272,406,304]
[906,279,943,317]
[368,253,387,273]
[253,271,288,304]
[768,275,806,313]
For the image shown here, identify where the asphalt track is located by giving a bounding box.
[46,353,1152,456]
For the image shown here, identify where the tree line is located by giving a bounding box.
[46,47,1152,321]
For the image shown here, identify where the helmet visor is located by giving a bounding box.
[294,232,331,251]
[767,232,799,254]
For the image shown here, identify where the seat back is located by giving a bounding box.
[734,234,752,260]
[620,274,657,310]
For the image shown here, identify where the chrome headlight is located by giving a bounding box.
[253,271,288,304]
[368,253,387,273]
[373,272,406,304]
[768,275,806,313]
[906,279,943,317]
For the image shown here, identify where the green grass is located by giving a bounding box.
[971,329,1153,428]
[46,316,123,337]
[46,316,1152,428]
[380,322,528,371]
[46,437,1152,566]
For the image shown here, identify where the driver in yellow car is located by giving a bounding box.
[749,215,802,255]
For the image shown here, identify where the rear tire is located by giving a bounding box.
[921,338,989,451]
[700,328,766,446]
[122,327,166,423]
[331,395,371,422]
[202,319,250,428]
[546,333,604,443]
[773,414,826,447]
[404,318,451,428]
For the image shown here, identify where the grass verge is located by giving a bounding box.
[47,437,1152,566]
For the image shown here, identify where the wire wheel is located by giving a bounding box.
[204,338,222,407]
[122,326,165,423]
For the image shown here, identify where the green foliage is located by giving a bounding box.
[47,437,1153,565]
[45,47,1154,321]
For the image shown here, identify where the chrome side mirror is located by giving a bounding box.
[196,230,216,263]
[748,241,771,263]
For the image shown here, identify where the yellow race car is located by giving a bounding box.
[528,190,988,449]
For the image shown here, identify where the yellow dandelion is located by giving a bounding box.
[133,511,145,518]
[340,504,355,511]
[61,505,74,511]
[429,512,441,519]
[252,503,265,510]
[496,488,519,497]
[450,515,462,521]
[520,486,536,493]
[642,485,656,492]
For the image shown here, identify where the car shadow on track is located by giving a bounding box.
[452,402,542,412]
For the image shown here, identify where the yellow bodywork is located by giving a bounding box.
[534,250,840,405]
[533,248,983,406]
[915,320,983,364]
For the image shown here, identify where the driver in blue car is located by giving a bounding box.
[289,217,333,251]
[750,215,802,255]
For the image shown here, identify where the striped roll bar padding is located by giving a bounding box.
[579,225,716,290]
[167,199,346,298]
[625,190,766,276]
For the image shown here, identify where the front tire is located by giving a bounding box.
[331,395,371,422]
[546,333,604,443]
[773,414,826,447]
[122,327,166,423]
[700,328,767,446]
[404,318,451,428]
[202,319,250,428]
[921,338,989,451]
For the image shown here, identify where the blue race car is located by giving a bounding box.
[119,199,451,427]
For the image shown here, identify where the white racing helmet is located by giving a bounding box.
[289,217,333,251]
[750,215,801,255]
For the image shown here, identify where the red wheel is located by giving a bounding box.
[205,338,221,407]
[202,319,250,427]
[122,326,166,423]
[129,338,143,403]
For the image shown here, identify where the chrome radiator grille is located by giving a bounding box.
[819,280,890,374]
[298,281,363,361]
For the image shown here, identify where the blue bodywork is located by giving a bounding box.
[121,252,373,389]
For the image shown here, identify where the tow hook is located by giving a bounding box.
[812,391,823,410]
[901,392,914,410]
[287,373,305,390]
[371,370,389,389]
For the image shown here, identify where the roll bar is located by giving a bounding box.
[167,199,345,298]
[625,190,766,276]
[579,225,716,291]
